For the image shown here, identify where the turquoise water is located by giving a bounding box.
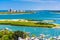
[0,10,60,37]
[0,11,60,23]
[0,25,60,37]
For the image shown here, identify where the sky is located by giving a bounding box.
[0,0,60,10]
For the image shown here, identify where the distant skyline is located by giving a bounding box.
[0,0,60,10]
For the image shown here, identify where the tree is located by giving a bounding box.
[2,35,9,40]
[12,31,27,40]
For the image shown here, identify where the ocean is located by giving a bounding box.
[0,10,60,37]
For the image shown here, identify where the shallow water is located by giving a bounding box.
[0,25,60,37]
[0,10,60,37]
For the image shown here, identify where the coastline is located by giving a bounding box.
[53,24,60,28]
[0,12,34,14]
[0,19,56,28]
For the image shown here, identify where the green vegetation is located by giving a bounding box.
[0,20,56,28]
[0,29,58,40]
[0,29,28,40]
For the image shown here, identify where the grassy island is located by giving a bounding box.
[0,19,56,28]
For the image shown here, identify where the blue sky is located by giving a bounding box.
[0,0,60,10]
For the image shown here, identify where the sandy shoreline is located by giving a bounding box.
[53,24,60,28]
